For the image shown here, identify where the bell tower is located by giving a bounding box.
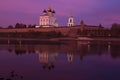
[68,16,74,27]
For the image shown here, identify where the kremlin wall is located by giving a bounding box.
[0,23,106,37]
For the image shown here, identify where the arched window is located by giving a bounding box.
[43,19,45,22]
[70,19,72,23]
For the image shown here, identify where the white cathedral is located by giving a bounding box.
[36,7,74,28]
[36,7,58,28]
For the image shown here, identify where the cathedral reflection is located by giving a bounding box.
[36,50,57,70]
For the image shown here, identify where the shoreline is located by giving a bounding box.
[0,37,120,42]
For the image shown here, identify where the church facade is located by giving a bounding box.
[38,7,58,28]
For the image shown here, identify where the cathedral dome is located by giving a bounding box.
[47,7,52,12]
[52,10,55,13]
[43,9,47,13]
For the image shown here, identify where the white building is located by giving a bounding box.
[68,16,74,27]
[38,7,58,27]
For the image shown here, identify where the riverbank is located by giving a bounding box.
[78,37,120,41]
[46,37,120,42]
[0,37,120,42]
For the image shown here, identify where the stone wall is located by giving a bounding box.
[0,25,105,37]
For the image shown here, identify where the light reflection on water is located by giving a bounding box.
[0,41,120,80]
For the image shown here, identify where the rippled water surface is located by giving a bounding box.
[0,41,120,80]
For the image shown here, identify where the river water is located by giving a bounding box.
[0,41,120,80]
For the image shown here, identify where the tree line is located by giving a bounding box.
[7,23,36,28]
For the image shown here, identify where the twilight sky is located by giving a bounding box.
[0,0,120,28]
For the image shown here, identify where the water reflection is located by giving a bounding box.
[0,41,120,80]
[37,51,57,70]
[0,70,23,80]
[1,41,120,62]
